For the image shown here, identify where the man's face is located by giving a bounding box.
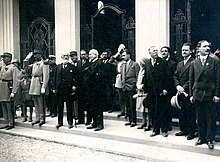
[198,41,210,56]
[49,59,56,65]
[33,53,42,61]
[160,47,169,59]
[149,47,158,59]
[89,52,97,62]
[61,54,69,64]
[2,56,11,64]
[80,51,88,60]
[121,51,130,61]
[182,45,191,58]
[70,55,78,63]
[100,52,108,60]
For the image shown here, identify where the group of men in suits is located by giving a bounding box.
[139,40,219,149]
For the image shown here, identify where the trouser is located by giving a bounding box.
[1,101,14,126]
[57,96,73,126]
[117,88,125,114]
[179,99,196,135]
[122,90,136,123]
[147,95,168,133]
[195,101,216,142]
[21,100,33,120]
[32,95,44,122]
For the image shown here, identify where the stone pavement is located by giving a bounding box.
[0,110,220,162]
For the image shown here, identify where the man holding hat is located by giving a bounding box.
[24,49,49,127]
[174,43,196,140]
[0,52,21,130]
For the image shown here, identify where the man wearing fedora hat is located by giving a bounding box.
[174,43,196,140]
[0,52,21,130]
[24,49,49,127]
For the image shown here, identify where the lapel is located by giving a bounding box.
[201,56,211,73]
[126,60,133,74]
[179,57,193,79]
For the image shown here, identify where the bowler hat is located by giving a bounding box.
[33,49,43,54]
[170,93,181,109]
[1,52,12,58]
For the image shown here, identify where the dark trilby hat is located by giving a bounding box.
[70,51,77,56]
[1,52,12,58]
[33,49,43,55]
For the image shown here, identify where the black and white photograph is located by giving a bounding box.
[0,0,220,161]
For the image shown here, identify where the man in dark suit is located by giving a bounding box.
[160,46,177,131]
[142,46,169,137]
[84,49,106,131]
[100,49,117,113]
[71,49,91,125]
[121,49,140,127]
[174,43,196,140]
[53,53,79,129]
[189,40,220,149]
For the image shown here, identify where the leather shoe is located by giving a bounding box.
[87,125,96,129]
[94,127,103,131]
[195,139,206,146]
[22,118,27,122]
[186,134,194,140]
[144,126,152,131]
[117,113,125,118]
[125,122,131,126]
[150,132,159,137]
[175,131,187,136]
[56,124,63,129]
[130,123,137,127]
[162,132,168,137]
[31,121,40,126]
[207,141,214,149]
[39,121,45,127]
[137,124,146,129]
[68,125,73,129]
[0,125,9,129]
[6,126,14,130]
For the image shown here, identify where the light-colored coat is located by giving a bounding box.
[29,60,49,95]
[0,63,21,101]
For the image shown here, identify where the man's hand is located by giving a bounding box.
[176,85,184,94]
[52,90,56,94]
[213,96,220,103]
[162,89,168,96]
[41,88,46,94]
[72,86,76,91]
[190,96,194,103]
[10,93,15,98]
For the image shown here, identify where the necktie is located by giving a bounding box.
[152,59,156,67]
[201,58,205,66]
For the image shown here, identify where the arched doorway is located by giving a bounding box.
[91,4,126,54]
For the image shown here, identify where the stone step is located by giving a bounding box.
[1,113,220,162]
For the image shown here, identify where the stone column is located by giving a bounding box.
[0,0,20,59]
[55,0,80,63]
[135,0,170,61]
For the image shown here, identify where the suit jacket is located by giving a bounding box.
[143,57,169,96]
[84,59,107,104]
[121,60,140,92]
[53,63,79,97]
[189,55,220,101]
[174,56,194,94]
